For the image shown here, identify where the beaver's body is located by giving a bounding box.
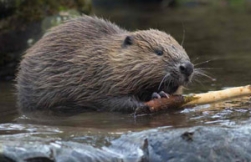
[17,16,194,114]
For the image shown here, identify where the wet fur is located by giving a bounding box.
[16,16,191,114]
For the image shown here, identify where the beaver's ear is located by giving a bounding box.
[123,35,133,47]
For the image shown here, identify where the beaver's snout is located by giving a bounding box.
[179,61,194,78]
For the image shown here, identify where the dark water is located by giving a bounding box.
[0,3,251,145]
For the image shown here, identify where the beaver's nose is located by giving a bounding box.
[179,62,194,77]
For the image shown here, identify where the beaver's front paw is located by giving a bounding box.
[151,91,169,99]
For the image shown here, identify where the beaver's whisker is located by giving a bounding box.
[194,69,215,81]
[165,77,173,91]
[194,59,216,67]
[158,73,170,91]
[181,23,185,46]
[193,68,205,75]
[198,73,215,81]
[193,78,204,86]
[192,57,200,63]
[196,67,220,70]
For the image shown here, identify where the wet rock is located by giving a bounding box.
[1,125,251,161]
[1,141,138,162]
[108,125,251,162]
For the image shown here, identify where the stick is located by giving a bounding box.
[134,85,251,115]
[183,85,251,107]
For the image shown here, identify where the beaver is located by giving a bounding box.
[16,16,194,115]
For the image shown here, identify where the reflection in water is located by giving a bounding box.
[0,82,18,123]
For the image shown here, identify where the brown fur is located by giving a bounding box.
[16,16,192,114]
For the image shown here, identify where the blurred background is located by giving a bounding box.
[0,0,251,88]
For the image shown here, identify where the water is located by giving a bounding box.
[0,82,18,123]
[0,2,251,149]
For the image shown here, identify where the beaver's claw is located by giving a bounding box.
[151,91,169,99]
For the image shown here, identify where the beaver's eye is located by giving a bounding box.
[155,49,163,56]
[123,36,133,47]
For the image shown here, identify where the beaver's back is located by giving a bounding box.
[27,16,126,57]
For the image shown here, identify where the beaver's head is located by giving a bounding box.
[109,29,194,100]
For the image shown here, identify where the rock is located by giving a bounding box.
[1,125,251,162]
[108,125,251,162]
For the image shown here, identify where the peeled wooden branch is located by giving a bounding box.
[135,85,251,115]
